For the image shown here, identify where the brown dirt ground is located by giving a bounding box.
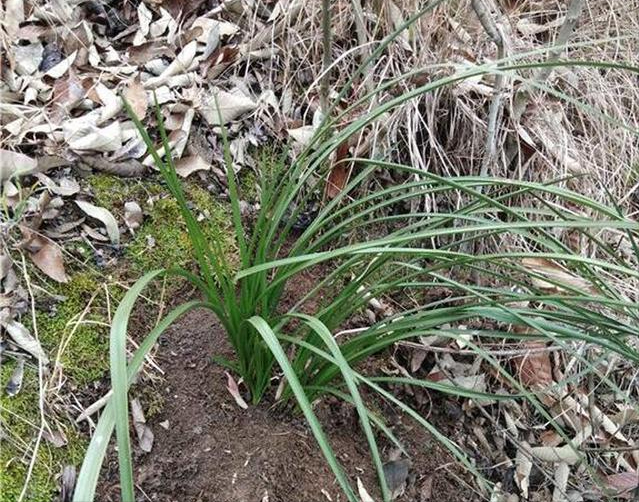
[95,305,478,502]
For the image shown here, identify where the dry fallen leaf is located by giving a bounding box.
[530,445,579,465]
[144,40,198,89]
[2,320,49,364]
[76,200,120,244]
[123,75,148,120]
[225,371,248,409]
[175,155,210,178]
[325,141,351,199]
[31,241,69,283]
[552,462,570,502]
[45,50,78,79]
[515,442,532,498]
[603,471,639,499]
[0,149,38,181]
[198,88,257,126]
[123,201,143,231]
[357,478,375,502]
[66,120,123,153]
[522,257,595,294]
[130,398,154,452]
[513,341,553,390]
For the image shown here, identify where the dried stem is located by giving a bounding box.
[320,0,332,115]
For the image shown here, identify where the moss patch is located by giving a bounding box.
[127,185,235,273]
[0,271,117,501]
[0,365,88,501]
[1,173,237,501]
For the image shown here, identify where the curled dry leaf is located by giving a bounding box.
[31,241,69,283]
[530,445,579,465]
[124,201,143,231]
[552,462,570,502]
[357,478,375,502]
[123,75,148,120]
[224,371,248,409]
[2,320,49,364]
[522,257,595,294]
[144,40,198,89]
[175,155,210,178]
[75,200,120,244]
[515,442,532,498]
[131,398,154,452]
[66,120,123,153]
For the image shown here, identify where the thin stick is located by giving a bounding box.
[320,0,332,115]
[17,254,46,502]
[513,0,585,119]
[471,0,505,179]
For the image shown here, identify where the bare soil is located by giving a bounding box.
[95,304,477,502]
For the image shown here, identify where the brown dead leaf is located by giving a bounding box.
[130,398,154,452]
[603,471,639,499]
[225,371,248,409]
[175,155,210,178]
[522,257,595,294]
[51,70,85,121]
[31,241,68,283]
[123,75,148,120]
[325,141,351,199]
[512,341,553,390]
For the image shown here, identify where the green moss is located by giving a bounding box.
[0,173,238,500]
[35,272,115,386]
[127,182,235,273]
[239,169,259,202]
[89,173,164,212]
[90,172,235,273]
[0,364,87,502]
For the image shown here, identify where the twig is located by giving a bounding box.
[513,0,585,120]
[75,390,112,423]
[471,0,506,179]
[397,340,568,357]
[320,0,332,116]
[17,254,46,502]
